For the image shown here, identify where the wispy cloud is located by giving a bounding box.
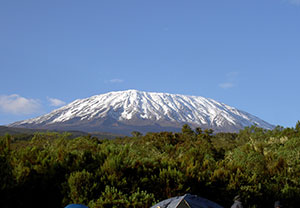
[106,79,124,84]
[219,82,235,89]
[288,0,300,5]
[0,94,41,115]
[47,97,66,107]
[219,71,239,89]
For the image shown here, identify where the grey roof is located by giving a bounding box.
[64,204,89,208]
[151,194,224,208]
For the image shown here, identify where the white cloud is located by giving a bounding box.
[0,94,41,115]
[107,79,124,83]
[288,0,300,5]
[219,82,235,89]
[47,97,66,107]
[219,71,239,89]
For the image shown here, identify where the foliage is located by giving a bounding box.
[1,122,300,207]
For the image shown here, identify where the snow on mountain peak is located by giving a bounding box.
[10,90,274,133]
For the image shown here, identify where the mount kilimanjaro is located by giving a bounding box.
[9,90,274,135]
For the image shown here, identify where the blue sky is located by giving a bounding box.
[0,0,299,127]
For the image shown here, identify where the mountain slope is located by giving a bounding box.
[9,90,274,134]
[0,125,123,139]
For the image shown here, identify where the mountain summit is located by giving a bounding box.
[9,90,274,134]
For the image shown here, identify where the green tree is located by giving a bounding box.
[67,170,96,205]
[181,124,195,137]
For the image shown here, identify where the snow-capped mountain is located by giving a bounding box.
[9,90,274,134]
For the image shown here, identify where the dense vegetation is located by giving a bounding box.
[0,125,123,140]
[1,123,300,208]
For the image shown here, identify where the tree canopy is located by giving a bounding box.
[1,123,300,208]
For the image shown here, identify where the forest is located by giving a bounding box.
[1,123,300,208]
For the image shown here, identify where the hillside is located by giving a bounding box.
[9,90,274,134]
[0,126,123,140]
